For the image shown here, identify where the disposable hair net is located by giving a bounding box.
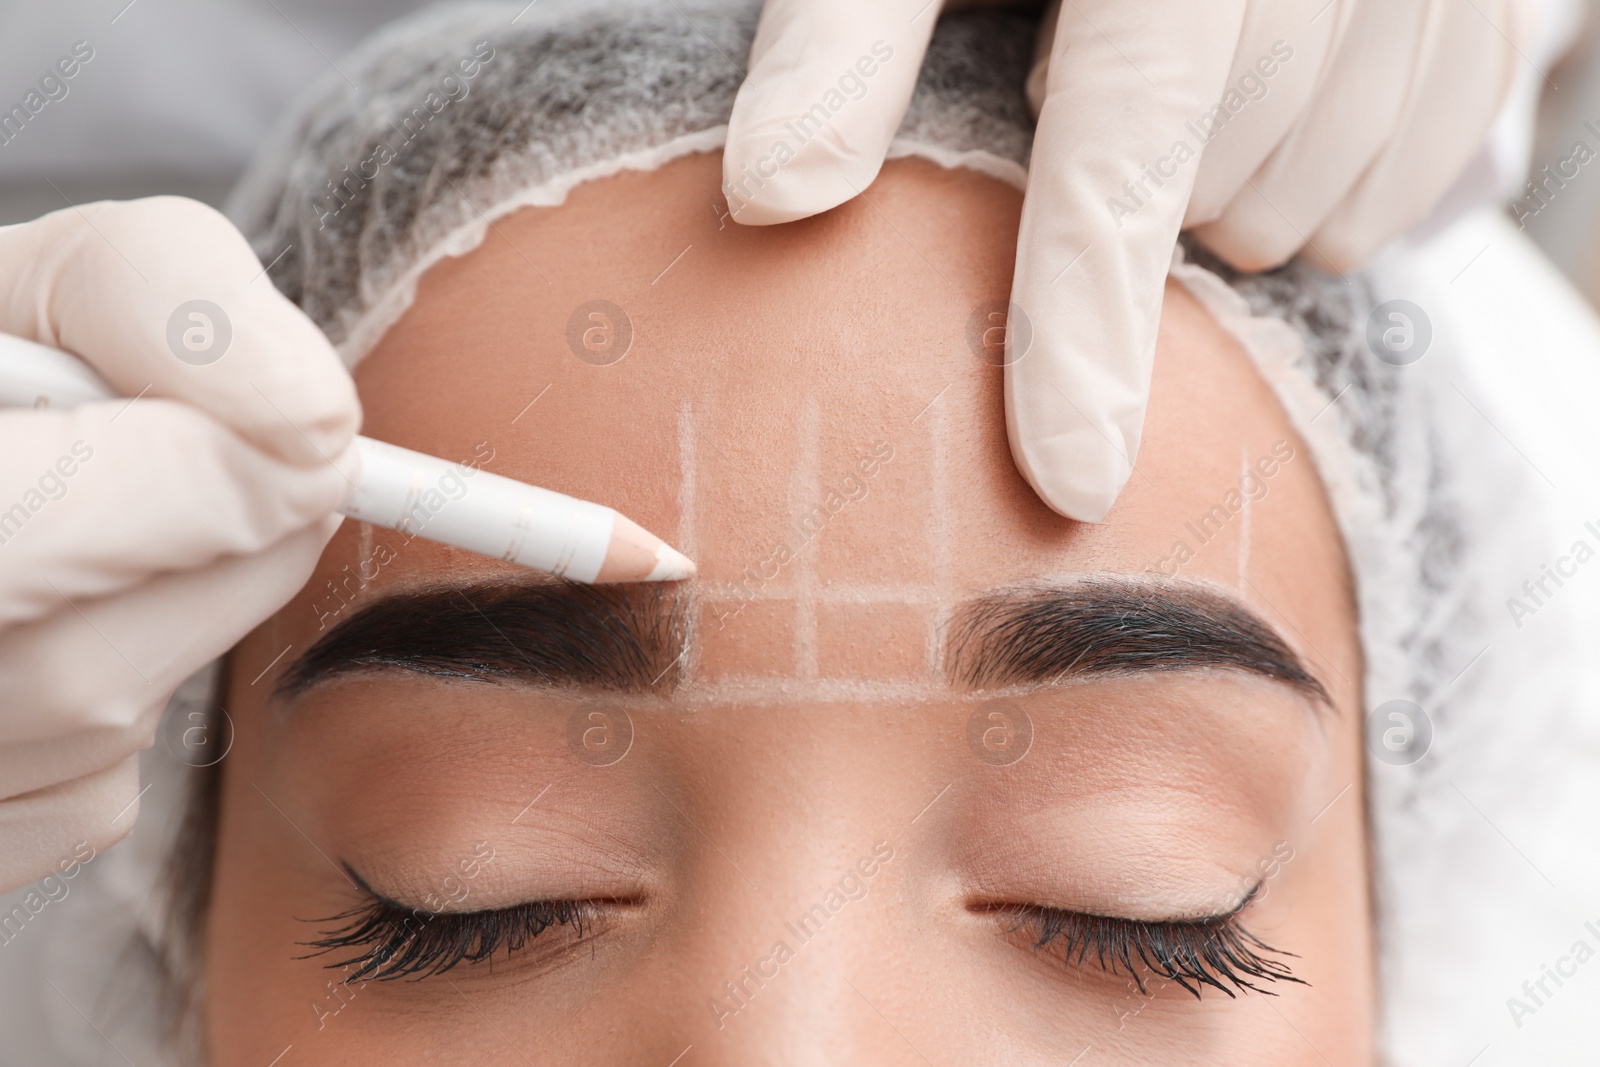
[7,3,1596,1065]
[225,0,1038,367]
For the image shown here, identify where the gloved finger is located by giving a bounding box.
[1181,0,1335,227]
[723,0,938,224]
[0,756,136,895]
[1006,0,1247,521]
[1189,0,1426,270]
[0,399,356,627]
[1309,0,1527,270]
[0,196,360,469]
[0,516,336,783]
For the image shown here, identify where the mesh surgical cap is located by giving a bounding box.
[220,2,1590,1063]
[228,0,1034,366]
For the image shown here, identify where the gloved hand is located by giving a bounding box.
[723,0,1536,521]
[0,197,360,893]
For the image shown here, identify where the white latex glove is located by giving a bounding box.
[723,0,1537,520]
[0,197,360,893]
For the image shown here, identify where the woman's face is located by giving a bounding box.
[212,153,1371,1065]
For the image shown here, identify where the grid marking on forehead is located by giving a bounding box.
[673,392,951,695]
[673,677,952,706]
[683,391,943,695]
[698,584,943,604]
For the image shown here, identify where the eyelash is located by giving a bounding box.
[300,882,1299,996]
[1003,890,1304,998]
[300,885,595,982]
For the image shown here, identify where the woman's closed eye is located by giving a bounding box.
[303,864,1304,1001]
[298,866,623,982]
[984,884,1305,998]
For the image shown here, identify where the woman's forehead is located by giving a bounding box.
[287,154,1355,704]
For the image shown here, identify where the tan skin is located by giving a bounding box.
[210,153,1372,1065]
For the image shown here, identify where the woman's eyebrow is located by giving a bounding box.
[273,579,687,700]
[945,578,1332,707]
[272,576,1327,708]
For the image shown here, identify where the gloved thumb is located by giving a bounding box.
[723,0,938,225]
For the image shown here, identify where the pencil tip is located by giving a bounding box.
[596,514,696,583]
[649,543,698,582]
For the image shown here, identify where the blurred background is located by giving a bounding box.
[0,1,440,219]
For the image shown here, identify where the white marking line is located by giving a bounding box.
[1308,782,1351,825]
[1065,1045,1093,1067]
[511,382,552,424]
[673,677,950,706]
[266,1045,294,1067]
[812,583,943,603]
[510,0,540,22]
[910,781,953,824]
[110,782,153,826]
[796,395,820,682]
[651,243,693,285]
[700,582,941,602]
[250,643,295,686]
[511,783,552,824]
[911,381,952,424]
[665,1045,693,1067]
[929,383,953,679]
[110,0,140,23]
[678,399,699,684]
[110,384,152,422]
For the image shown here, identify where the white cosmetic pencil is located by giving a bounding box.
[0,332,695,583]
